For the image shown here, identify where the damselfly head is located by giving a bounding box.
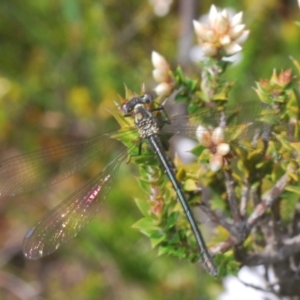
[140,93,153,104]
[121,94,154,115]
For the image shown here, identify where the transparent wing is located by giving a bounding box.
[0,101,276,198]
[0,130,135,197]
[163,101,266,132]
[162,101,298,147]
[22,148,129,259]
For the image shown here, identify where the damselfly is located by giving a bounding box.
[0,93,296,277]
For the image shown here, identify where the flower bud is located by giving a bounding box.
[214,13,229,35]
[211,127,225,144]
[210,153,223,172]
[278,69,292,87]
[152,69,169,83]
[151,51,170,72]
[193,20,207,40]
[196,125,212,147]
[216,143,230,156]
[224,42,242,56]
[153,82,172,96]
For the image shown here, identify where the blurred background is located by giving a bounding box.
[0,0,299,299]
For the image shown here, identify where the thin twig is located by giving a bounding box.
[240,179,250,217]
[245,234,300,265]
[271,200,284,246]
[199,203,234,234]
[224,168,242,222]
[247,172,290,228]
[200,185,236,233]
[239,279,282,300]
[209,237,236,255]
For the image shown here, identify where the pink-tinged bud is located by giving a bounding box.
[211,127,225,144]
[278,69,292,87]
[151,198,164,216]
[210,153,223,172]
[216,143,230,156]
[258,79,271,91]
[153,82,172,96]
[196,125,212,147]
[151,51,170,72]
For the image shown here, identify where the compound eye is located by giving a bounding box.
[120,103,131,114]
[142,93,153,104]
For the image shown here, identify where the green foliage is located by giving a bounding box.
[214,252,240,277]
[111,10,300,287]
[2,0,300,299]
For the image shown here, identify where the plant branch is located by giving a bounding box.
[240,179,250,217]
[199,203,234,234]
[210,237,236,255]
[239,279,282,300]
[224,168,242,222]
[246,172,290,228]
[244,233,300,265]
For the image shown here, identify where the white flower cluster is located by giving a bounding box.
[193,5,249,57]
[196,125,230,172]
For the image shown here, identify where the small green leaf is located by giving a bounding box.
[285,185,300,196]
[164,211,179,230]
[190,144,206,157]
[184,178,198,192]
[134,197,150,216]
[214,252,240,276]
[211,91,228,101]
[149,232,167,248]
[187,79,198,92]
[188,102,206,114]
[174,66,184,80]
[176,167,186,181]
[132,217,160,236]
[211,195,227,211]
[157,245,170,256]
[175,94,188,103]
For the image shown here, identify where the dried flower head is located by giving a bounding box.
[193,4,249,58]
